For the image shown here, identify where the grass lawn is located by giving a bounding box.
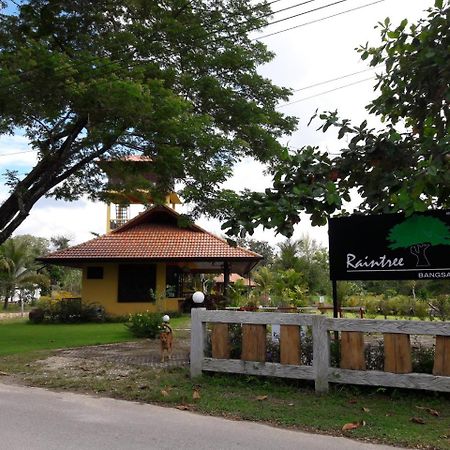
[0,320,135,355]
[0,314,191,356]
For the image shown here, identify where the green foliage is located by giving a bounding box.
[249,235,330,305]
[412,340,435,374]
[234,237,276,267]
[0,236,50,309]
[0,0,296,244]
[269,268,308,307]
[227,279,249,307]
[125,312,164,339]
[429,294,450,320]
[32,295,106,323]
[220,2,450,237]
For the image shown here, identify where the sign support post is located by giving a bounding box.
[332,279,339,319]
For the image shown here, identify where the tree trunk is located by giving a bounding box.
[0,119,88,245]
[3,293,11,310]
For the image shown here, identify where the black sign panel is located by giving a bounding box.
[329,211,450,281]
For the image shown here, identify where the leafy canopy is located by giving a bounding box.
[0,0,296,243]
[219,0,450,238]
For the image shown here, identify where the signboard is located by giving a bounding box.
[329,211,450,281]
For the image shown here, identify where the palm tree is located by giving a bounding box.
[253,266,274,305]
[0,238,49,310]
[276,239,300,271]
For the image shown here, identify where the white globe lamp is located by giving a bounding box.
[162,314,170,323]
[192,291,205,305]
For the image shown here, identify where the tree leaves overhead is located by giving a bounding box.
[0,0,296,243]
[219,0,449,238]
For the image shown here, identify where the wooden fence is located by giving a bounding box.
[190,309,450,393]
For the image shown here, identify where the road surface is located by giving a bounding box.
[0,382,402,450]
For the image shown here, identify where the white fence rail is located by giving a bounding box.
[190,309,450,393]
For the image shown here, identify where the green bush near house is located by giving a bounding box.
[30,296,106,323]
[125,312,164,339]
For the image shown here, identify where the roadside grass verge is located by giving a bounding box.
[0,351,448,450]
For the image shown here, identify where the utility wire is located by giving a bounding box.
[277,76,375,108]
[0,149,38,157]
[242,0,350,35]
[292,67,376,92]
[254,0,385,39]
[204,0,319,38]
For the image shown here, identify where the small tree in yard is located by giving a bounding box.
[387,215,450,267]
[0,238,49,309]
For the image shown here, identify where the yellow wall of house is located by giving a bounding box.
[81,262,180,316]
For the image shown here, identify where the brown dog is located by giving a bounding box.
[159,324,173,362]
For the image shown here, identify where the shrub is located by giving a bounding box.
[125,312,163,338]
[429,295,450,321]
[80,303,106,322]
[28,308,45,324]
[36,296,62,322]
[412,339,435,373]
[31,296,107,323]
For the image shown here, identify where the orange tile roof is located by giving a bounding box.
[38,205,261,263]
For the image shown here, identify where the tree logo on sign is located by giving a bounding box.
[387,215,450,267]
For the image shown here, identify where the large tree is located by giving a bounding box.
[218,0,449,238]
[0,0,296,244]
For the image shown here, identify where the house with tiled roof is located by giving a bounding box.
[38,205,262,316]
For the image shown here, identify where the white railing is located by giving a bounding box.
[190,309,450,393]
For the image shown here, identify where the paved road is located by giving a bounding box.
[0,382,403,450]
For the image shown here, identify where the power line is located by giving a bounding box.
[292,67,376,92]
[247,0,348,32]
[277,76,375,108]
[254,0,385,40]
[0,149,38,158]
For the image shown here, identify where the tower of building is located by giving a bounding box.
[97,155,181,232]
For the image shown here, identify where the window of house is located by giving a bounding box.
[86,266,104,279]
[165,266,183,297]
[118,264,156,302]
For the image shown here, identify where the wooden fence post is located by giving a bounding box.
[312,315,329,393]
[384,333,412,374]
[433,336,450,376]
[190,308,205,377]
[340,331,366,370]
[280,325,301,365]
[242,324,266,362]
[212,323,230,359]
